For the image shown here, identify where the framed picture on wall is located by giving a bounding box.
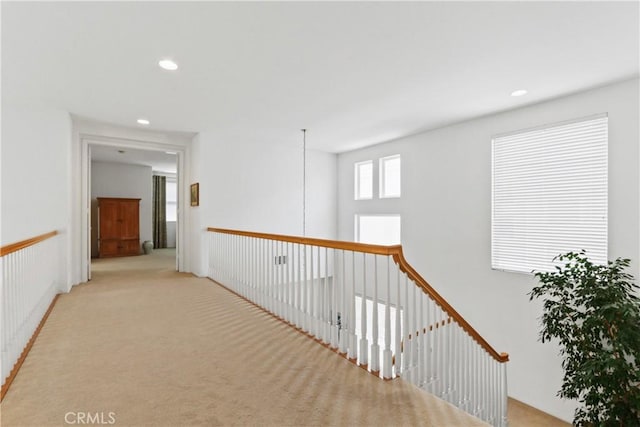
[190,183,199,207]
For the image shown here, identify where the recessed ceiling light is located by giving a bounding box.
[165,151,178,155]
[158,59,178,71]
[137,118,150,125]
[511,89,528,97]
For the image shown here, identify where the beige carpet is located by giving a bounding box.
[1,250,489,426]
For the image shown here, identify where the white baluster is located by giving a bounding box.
[425,296,432,392]
[394,267,402,377]
[323,247,329,343]
[252,237,257,303]
[463,331,470,411]
[347,251,357,361]
[296,243,302,328]
[247,237,251,297]
[232,235,236,289]
[316,246,322,339]
[331,248,339,349]
[309,246,317,337]
[501,360,508,427]
[230,234,234,288]
[221,233,226,282]
[431,302,439,394]
[413,289,428,387]
[241,236,245,293]
[475,345,481,417]
[358,252,368,367]
[339,250,348,354]
[481,352,487,423]
[270,239,276,313]
[446,318,453,402]
[235,236,244,295]
[309,246,315,336]
[279,240,283,318]
[223,234,227,283]
[490,357,497,425]
[382,257,393,379]
[282,240,287,319]
[402,273,410,376]
[287,242,292,323]
[453,325,461,406]
[238,236,242,294]
[439,308,446,397]
[410,277,418,384]
[231,234,234,286]
[262,238,267,309]
[370,256,380,373]
[302,245,308,332]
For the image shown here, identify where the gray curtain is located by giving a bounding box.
[152,175,167,249]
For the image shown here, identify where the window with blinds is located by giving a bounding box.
[491,114,608,274]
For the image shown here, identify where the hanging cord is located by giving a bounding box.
[301,129,307,237]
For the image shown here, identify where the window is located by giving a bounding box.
[355,214,401,245]
[379,155,401,198]
[354,160,373,200]
[166,179,177,222]
[492,114,608,273]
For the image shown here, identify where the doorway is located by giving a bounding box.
[79,134,190,282]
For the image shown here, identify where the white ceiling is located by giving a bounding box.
[3,2,638,153]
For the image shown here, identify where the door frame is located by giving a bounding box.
[79,133,190,281]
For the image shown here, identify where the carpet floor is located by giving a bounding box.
[1,250,490,426]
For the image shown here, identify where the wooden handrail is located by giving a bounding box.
[0,231,58,257]
[206,227,509,363]
[392,247,509,362]
[208,228,402,255]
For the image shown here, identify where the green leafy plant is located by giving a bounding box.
[529,251,640,426]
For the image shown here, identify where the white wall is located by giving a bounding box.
[1,103,72,289]
[189,134,337,276]
[336,78,639,422]
[90,161,152,257]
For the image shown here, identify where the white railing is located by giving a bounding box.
[1,231,60,396]
[206,228,509,426]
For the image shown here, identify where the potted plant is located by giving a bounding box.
[529,251,640,426]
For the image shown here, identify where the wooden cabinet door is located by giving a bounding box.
[99,199,121,240]
[119,201,139,240]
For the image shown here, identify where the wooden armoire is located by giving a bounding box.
[98,197,141,257]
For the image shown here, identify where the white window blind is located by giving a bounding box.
[492,114,608,273]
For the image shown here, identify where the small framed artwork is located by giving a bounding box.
[190,183,199,207]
